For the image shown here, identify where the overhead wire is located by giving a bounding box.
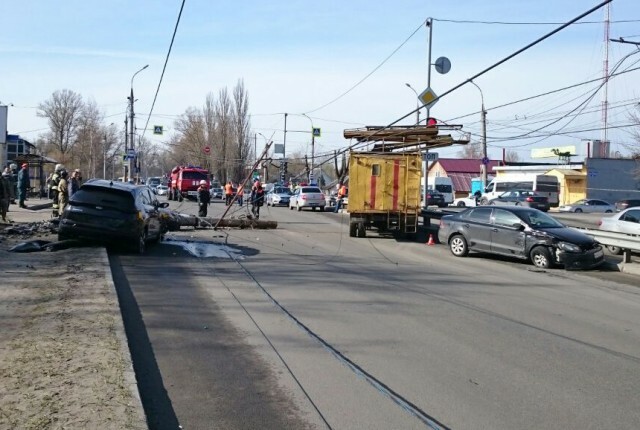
[140,0,186,141]
[302,19,426,115]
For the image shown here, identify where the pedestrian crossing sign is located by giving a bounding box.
[153,125,163,135]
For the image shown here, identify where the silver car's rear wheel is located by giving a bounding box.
[449,234,468,257]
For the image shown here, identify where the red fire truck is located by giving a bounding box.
[168,165,209,201]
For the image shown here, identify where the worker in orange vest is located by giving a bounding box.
[224,181,233,206]
[334,183,347,213]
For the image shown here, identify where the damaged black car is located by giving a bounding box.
[58,180,169,254]
[438,206,604,270]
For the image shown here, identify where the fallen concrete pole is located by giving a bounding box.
[160,211,277,231]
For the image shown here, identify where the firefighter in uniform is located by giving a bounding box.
[49,164,65,217]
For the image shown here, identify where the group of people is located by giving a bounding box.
[0,162,81,222]
[197,179,265,219]
[47,164,82,218]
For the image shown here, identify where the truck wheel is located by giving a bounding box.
[356,222,366,238]
[349,222,357,237]
[178,194,184,202]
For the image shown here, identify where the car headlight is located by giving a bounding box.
[557,241,581,253]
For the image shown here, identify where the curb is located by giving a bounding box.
[100,249,148,428]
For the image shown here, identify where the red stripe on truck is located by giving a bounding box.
[370,175,377,208]
[392,160,400,210]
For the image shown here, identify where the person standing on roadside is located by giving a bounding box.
[17,163,30,208]
[237,183,244,206]
[49,164,65,217]
[57,170,69,214]
[250,183,265,219]
[9,163,18,205]
[0,171,11,222]
[70,169,82,198]
[197,180,210,217]
[224,180,233,206]
[333,182,347,213]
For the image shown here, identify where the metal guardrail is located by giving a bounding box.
[572,227,640,263]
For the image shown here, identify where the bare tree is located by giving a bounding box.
[215,88,234,181]
[457,141,483,159]
[231,79,251,182]
[37,89,84,162]
[74,99,103,177]
[505,150,521,162]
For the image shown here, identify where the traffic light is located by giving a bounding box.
[280,172,286,182]
[283,161,288,173]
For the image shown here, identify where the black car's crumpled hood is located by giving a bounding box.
[538,227,596,247]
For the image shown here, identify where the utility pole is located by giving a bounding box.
[123,117,128,181]
[424,17,433,206]
[470,80,487,187]
[283,112,288,159]
[129,87,135,182]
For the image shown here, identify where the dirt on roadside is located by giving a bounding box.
[0,227,147,429]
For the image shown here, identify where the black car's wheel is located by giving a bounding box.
[449,234,468,257]
[530,246,552,269]
[606,245,622,255]
[574,208,583,213]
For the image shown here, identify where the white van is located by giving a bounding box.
[425,176,454,205]
[480,174,560,206]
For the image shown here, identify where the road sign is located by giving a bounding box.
[203,145,210,154]
[423,152,438,162]
[312,127,321,137]
[434,57,451,74]
[481,156,490,165]
[418,87,439,109]
[153,125,163,135]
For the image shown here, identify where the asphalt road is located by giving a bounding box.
[110,198,640,429]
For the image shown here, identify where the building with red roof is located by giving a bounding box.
[427,158,504,198]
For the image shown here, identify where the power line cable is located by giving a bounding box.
[432,18,640,25]
[141,0,186,140]
[303,20,425,114]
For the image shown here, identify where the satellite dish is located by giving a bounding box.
[434,57,451,74]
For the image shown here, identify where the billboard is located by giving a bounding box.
[0,105,7,144]
[531,145,576,159]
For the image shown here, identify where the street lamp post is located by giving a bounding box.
[405,83,421,125]
[128,64,148,182]
[470,80,488,187]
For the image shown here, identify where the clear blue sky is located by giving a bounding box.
[2,0,639,162]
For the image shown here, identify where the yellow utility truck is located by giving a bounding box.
[348,151,422,238]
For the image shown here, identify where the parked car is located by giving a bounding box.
[58,180,169,254]
[453,193,479,208]
[614,199,640,212]
[488,189,550,212]
[266,186,292,207]
[210,186,224,199]
[289,186,326,211]
[557,199,615,213]
[438,206,604,270]
[598,207,640,254]
[155,185,168,196]
[425,190,446,208]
